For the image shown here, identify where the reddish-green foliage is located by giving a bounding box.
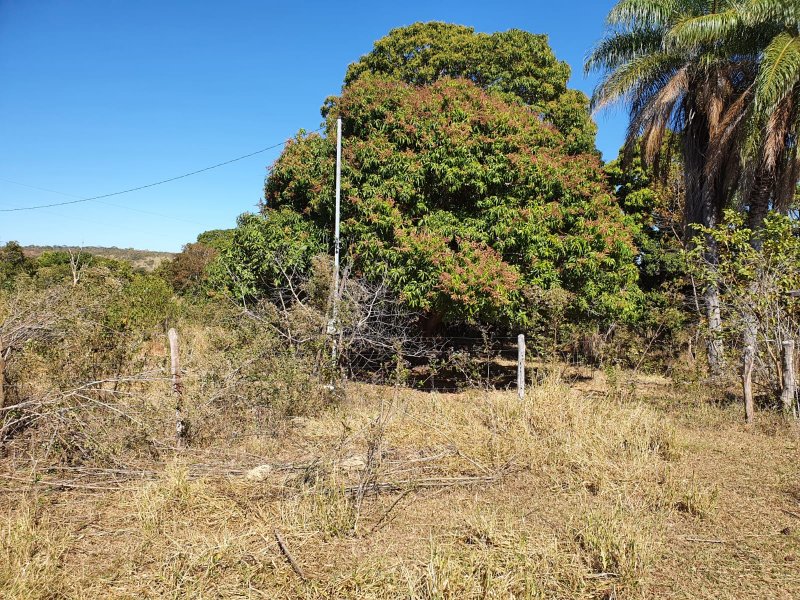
[340,22,597,155]
[262,75,640,327]
[161,242,218,294]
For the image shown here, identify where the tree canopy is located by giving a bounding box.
[336,22,597,155]
[208,23,643,332]
[250,72,641,329]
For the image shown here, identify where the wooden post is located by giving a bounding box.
[781,340,796,418]
[742,345,755,424]
[168,328,188,447]
[517,334,526,401]
[0,348,6,411]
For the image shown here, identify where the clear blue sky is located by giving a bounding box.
[0,0,625,252]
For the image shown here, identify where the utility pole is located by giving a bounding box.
[330,117,343,364]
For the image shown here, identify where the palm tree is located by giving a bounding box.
[586,0,755,375]
[667,0,800,238]
[755,1,800,214]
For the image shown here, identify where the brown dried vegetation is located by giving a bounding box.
[2,356,799,598]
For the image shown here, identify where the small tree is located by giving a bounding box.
[691,211,800,401]
[0,283,69,410]
[161,242,218,294]
[0,241,32,288]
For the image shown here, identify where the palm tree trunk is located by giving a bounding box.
[747,167,773,249]
[685,117,726,376]
[701,190,726,378]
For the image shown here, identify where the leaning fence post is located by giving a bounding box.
[742,345,755,424]
[168,328,188,447]
[517,334,526,401]
[781,340,796,418]
[0,345,6,411]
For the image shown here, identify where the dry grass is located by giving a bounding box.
[2,372,799,598]
[0,498,70,599]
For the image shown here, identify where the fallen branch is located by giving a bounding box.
[273,528,308,582]
[370,489,414,534]
[345,472,506,498]
[0,473,132,492]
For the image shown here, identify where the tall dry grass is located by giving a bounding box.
[0,372,714,599]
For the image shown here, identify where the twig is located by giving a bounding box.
[273,528,308,582]
[344,473,505,497]
[0,473,130,491]
[684,536,725,544]
[370,489,414,534]
[782,509,800,520]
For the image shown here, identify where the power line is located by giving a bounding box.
[0,126,324,212]
[0,178,205,226]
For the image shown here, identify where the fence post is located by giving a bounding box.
[517,334,525,401]
[0,346,6,411]
[781,340,796,418]
[168,328,188,447]
[742,345,755,424]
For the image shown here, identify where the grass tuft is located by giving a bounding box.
[0,497,68,599]
[574,506,656,588]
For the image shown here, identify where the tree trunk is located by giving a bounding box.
[741,164,773,395]
[705,281,725,377]
[747,166,773,250]
[703,235,725,377]
[420,310,444,335]
[782,340,796,417]
[741,304,758,381]
[684,112,726,376]
[743,345,755,424]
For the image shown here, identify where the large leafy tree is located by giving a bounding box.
[336,22,598,155]
[213,23,641,333]
[262,74,639,330]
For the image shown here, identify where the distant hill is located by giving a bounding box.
[23,245,175,272]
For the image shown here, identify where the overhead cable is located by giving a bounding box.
[0,126,324,212]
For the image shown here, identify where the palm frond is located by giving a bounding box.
[754,32,800,115]
[584,28,664,75]
[704,86,752,177]
[606,0,679,28]
[666,9,742,48]
[774,142,800,211]
[626,66,689,162]
[591,51,684,112]
[762,93,794,168]
[743,0,800,29]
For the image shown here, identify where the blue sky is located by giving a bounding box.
[0,0,625,252]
